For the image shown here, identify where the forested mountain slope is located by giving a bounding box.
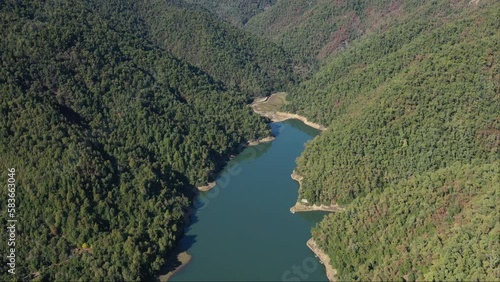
[281,0,499,280]
[313,162,498,280]
[184,0,276,27]
[139,0,297,98]
[1,0,498,280]
[246,0,453,61]
[0,0,269,280]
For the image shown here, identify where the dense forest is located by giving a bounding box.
[313,162,498,280]
[245,0,424,61]
[279,0,499,280]
[287,0,499,204]
[0,0,272,280]
[1,0,498,280]
[184,0,276,27]
[139,0,297,98]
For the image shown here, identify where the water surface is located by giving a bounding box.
[172,120,328,281]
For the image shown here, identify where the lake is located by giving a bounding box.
[172,120,328,281]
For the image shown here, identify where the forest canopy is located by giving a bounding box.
[139,0,297,98]
[278,0,499,280]
[0,0,498,280]
[0,0,272,280]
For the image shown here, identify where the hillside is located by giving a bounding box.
[246,0,441,61]
[313,162,498,280]
[281,0,499,280]
[1,0,498,280]
[184,0,276,27]
[139,0,297,98]
[0,0,269,280]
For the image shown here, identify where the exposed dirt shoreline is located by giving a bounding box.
[291,170,304,184]
[196,136,275,192]
[158,252,192,282]
[290,202,344,213]
[257,111,327,131]
[306,238,338,282]
[252,93,339,281]
[197,181,217,192]
[290,171,343,213]
[247,136,275,146]
[171,93,331,281]
[250,93,327,131]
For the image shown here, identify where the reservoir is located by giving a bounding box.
[172,120,328,281]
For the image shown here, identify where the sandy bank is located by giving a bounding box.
[159,251,192,282]
[197,181,216,192]
[290,202,344,213]
[197,135,275,192]
[290,171,343,213]
[262,111,326,131]
[247,136,275,146]
[291,170,304,183]
[306,238,337,282]
[250,93,327,131]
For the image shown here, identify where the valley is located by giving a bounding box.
[0,0,498,281]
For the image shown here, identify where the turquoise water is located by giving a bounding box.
[172,120,328,281]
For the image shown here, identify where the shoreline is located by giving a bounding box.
[306,238,337,282]
[197,136,275,192]
[158,251,192,282]
[250,93,327,131]
[172,93,330,280]
[290,202,344,213]
[197,181,216,192]
[290,171,343,213]
[171,132,277,279]
[247,136,275,146]
[291,170,304,184]
[257,111,327,131]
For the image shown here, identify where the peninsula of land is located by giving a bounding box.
[290,170,343,213]
[197,181,217,192]
[159,252,192,282]
[290,202,344,213]
[250,93,327,131]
